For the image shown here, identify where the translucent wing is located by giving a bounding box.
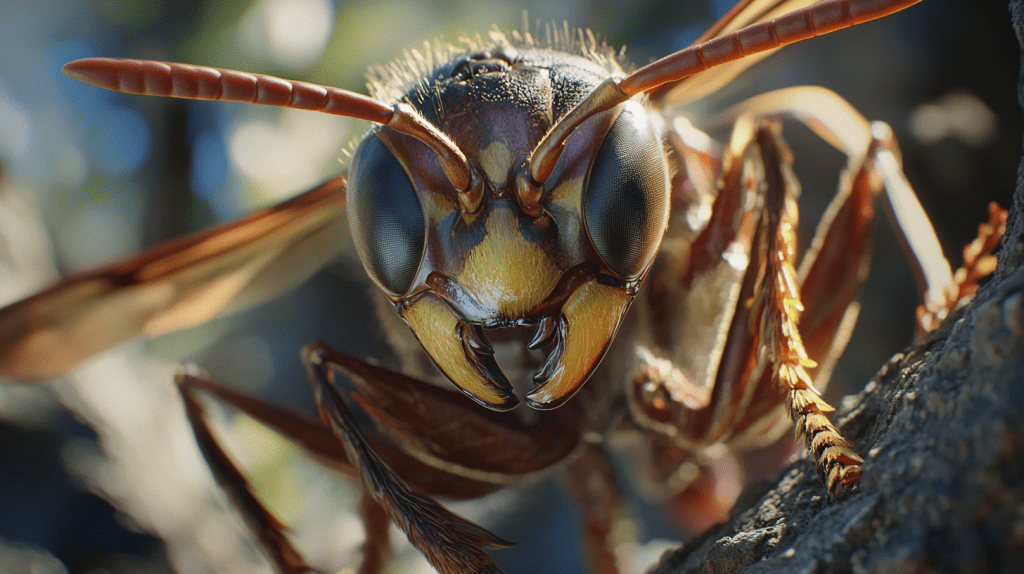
[647,0,819,107]
[0,177,346,381]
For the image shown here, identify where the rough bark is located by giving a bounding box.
[651,4,1024,573]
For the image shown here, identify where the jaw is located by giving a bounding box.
[398,276,634,412]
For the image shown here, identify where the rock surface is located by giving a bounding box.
[652,4,1024,573]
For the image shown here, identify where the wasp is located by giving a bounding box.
[0,0,1009,572]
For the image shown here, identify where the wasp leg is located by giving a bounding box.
[180,345,588,572]
[180,372,398,574]
[724,86,1004,341]
[304,341,523,574]
[308,343,585,480]
[915,201,1007,335]
[747,123,864,497]
[177,373,319,574]
[725,88,945,351]
[177,369,507,574]
[179,369,519,499]
[711,88,932,428]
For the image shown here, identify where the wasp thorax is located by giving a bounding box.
[347,49,669,412]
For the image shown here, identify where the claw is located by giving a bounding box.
[532,318,565,384]
[462,322,494,354]
[528,315,558,350]
[526,279,633,410]
[400,293,517,410]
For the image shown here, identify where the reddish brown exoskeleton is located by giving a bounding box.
[0,0,1007,572]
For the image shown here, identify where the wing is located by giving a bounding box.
[647,0,819,107]
[0,176,347,381]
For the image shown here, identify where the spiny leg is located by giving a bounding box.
[914,201,1008,336]
[724,89,899,379]
[766,117,1002,493]
[747,123,863,497]
[726,86,1002,433]
[178,358,532,573]
[304,341,512,574]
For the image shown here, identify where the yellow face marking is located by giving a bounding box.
[401,294,508,406]
[546,173,584,206]
[458,207,561,317]
[527,279,631,406]
[479,141,514,186]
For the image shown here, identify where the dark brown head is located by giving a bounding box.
[347,45,670,410]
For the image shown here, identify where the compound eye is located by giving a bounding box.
[583,103,669,280]
[348,135,426,297]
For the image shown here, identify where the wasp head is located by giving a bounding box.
[347,48,669,411]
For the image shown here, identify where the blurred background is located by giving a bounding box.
[0,0,1018,573]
